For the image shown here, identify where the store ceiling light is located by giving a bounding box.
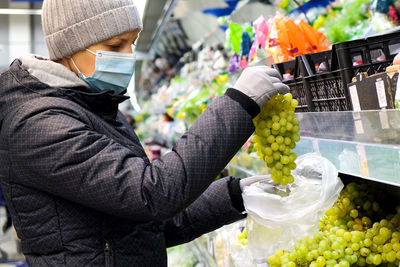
[0,9,42,15]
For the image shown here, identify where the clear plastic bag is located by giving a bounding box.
[217,220,252,267]
[242,153,344,263]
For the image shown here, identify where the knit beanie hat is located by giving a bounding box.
[42,0,143,60]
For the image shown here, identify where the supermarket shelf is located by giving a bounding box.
[293,137,400,187]
[228,110,400,186]
[296,110,400,145]
[146,110,400,185]
[295,110,400,186]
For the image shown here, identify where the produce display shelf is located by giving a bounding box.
[294,110,400,187]
[294,137,400,187]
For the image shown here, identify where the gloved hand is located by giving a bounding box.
[239,175,275,193]
[233,66,290,108]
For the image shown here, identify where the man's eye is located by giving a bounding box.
[110,45,121,50]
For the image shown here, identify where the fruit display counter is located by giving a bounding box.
[218,107,400,267]
[142,101,400,267]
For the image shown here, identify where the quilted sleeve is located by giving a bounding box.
[6,94,255,221]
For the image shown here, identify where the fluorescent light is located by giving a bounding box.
[0,9,42,15]
[135,0,148,21]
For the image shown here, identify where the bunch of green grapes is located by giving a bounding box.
[252,93,300,185]
[237,228,248,246]
[320,182,382,232]
[267,182,400,267]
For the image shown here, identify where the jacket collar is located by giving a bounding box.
[9,59,129,120]
[56,87,129,121]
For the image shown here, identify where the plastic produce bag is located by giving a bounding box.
[242,153,343,262]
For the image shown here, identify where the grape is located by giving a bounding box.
[271,143,279,151]
[280,156,290,165]
[350,209,358,218]
[264,147,273,156]
[284,137,291,145]
[273,151,281,161]
[266,135,275,143]
[276,136,284,144]
[267,181,400,267]
[275,162,283,170]
[386,251,396,262]
[372,254,382,265]
[279,144,286,152]
[283,147,291,156]
[253,93,300,185]
[237,228,248,246]
[272,115,280,122]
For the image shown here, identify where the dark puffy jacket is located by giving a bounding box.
[0,60,258,266]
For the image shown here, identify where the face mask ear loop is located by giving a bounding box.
[86,49,97,56]
[70,57,86,78]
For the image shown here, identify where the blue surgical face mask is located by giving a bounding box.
[71,49,136,95]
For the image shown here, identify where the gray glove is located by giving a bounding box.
[233,66,290,107]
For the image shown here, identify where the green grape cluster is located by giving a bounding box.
[252,93,300,185]
[237,228,248,246]
[267,182,400,267]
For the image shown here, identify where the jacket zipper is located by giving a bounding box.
[105,242,111,267]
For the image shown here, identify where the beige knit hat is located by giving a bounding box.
[42,0,143,60]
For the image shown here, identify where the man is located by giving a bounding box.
[0,0,289,266]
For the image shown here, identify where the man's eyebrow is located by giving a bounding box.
[105,37,123,43]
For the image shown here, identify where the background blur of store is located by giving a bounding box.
[2,0,400,266]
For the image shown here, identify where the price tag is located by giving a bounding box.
[375,79,387,108]
[352,112,361,120]
[354,120,364,134]
[356,144,369,177]
[379,111,389,129]
[349,85,361,111]
[398,150,400,164]
[312,139,320,153]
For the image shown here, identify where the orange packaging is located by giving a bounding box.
[297,19,331,53]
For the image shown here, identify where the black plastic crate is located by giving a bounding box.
[272,58,310,112]
[273,31,400,112]
[334,31,400,71]
[301,50,350,111]
[333,31,400,108]
[305,70,348,111]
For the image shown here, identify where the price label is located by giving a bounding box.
[398,150,400,163]
[375,79,387,108]
[354,119,364,134]
[398,150,400,165]
[356,144,369,177]
[312,139,320,153]
[349,85,361,111]
[352,112,361,120]
[379,110,389,129]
